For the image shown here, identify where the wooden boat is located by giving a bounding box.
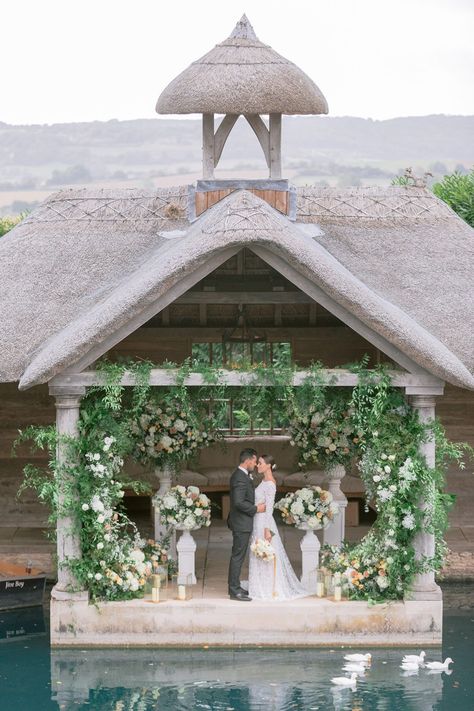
[0,562,46,610]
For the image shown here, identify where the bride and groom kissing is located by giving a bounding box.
[227,448,308,601]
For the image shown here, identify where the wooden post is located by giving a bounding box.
[269,113,282,179]
[49,385,88,600]
[405,393,442,601]
[202,113,215,179]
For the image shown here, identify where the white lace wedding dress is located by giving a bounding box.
[248,479,309,601]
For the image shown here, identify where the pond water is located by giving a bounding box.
[0,584,473,711]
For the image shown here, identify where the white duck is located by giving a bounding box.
[343,663,366,673]
[402,651,425,664]
[331,673,358,687]
[400,661,420,671]
[343,653,372,664]
[425,657,454,670]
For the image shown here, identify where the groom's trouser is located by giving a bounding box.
[228,529,251,596]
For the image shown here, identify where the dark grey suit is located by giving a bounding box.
[227,467,257,596]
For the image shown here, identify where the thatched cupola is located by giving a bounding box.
[156,15,328,180]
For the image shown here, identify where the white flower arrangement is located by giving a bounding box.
[250,538,275,561]
[288,400,358,470]
[130,400,216,468]
[153,485,211,530]
[275,486,339,529]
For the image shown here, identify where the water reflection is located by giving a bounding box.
[51,647,445,710]
[0,605,46,643]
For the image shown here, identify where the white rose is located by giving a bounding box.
[97,514,105,524]
[87,572,93,579]
[176,485,186,494]
[389,484,397,492]
[291,501,304,516]
[384,466,391,474]
[381,453,387,460]
[82,503,90,511]
[308,504,315,512]
[94,573,102,581]
[185,498,194,507]
[97,542,104,550]
[376,575,389,590]
[104,534,111,542]
[388,454,396,462]
[195,509,203,516]
[174,419,186,432]
[93,453,101,461]
[373,475,381,482]
[163,494,178,509]
[91,496,104,513]
[188,486,200,495]
[129,549,145,564]
[160,435,173,449]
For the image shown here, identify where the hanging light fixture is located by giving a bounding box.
[222,304,267,365]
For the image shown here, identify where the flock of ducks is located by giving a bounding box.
[331,651,454,688]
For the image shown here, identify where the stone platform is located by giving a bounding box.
[51,521,442,647]
[50,595,442,647]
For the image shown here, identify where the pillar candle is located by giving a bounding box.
[152,574,161,588]
[316,582,325,597]
[334,585,342,602]
[178,585,186,600]
[152,587,160,603]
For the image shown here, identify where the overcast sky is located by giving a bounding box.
[2,0,473,125]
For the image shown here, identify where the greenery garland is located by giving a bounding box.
[17,357,471,603]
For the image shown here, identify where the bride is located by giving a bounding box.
[248,454,309,601]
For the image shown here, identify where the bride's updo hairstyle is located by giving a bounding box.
[260,454,276,471]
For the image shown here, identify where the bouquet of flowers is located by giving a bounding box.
[288,400,359,470]
[152,485,211,530]
[250,538,275,561]
[275,486,339,529]
[320,543,352,575]
[140,535,177,575]
[130,400,216,468]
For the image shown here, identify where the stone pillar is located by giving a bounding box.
[406,393,442,601]
[153,464,176,559]
[322,464,347,547]
[49,385,87,601]
[177,530,197,585]
[299,527,320,592]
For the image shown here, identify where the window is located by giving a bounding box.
[192,342,291,435]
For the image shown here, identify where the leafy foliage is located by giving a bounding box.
[18,357,471,603]
[432,169,474,227]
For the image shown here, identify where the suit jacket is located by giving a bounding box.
[227,467,257,533]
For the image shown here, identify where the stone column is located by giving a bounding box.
[300,527,320,592]
[153,463,176,559]
[322,464,347,547]
[49,385,88,601]
[406,393,442,601]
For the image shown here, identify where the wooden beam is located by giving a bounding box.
[174,292,313,304]
[214,114,239,167]
[50,369,444,390]
[202,113,215,179]
[244,114,270,168]
[269,113,282,179]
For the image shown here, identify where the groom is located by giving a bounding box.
[227,448,265,601]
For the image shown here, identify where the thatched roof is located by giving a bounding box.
[156,15,328,115]
[0,186,473,390]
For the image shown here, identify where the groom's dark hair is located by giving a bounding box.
[239,448,257,463]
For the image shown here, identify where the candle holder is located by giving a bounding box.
[324,571,333,596]
[315,569,325,598]
[172,573,193,601]
[148,564,168,603]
